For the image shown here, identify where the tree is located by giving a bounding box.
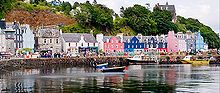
[73,2,114,34]
[30,0,46,4]
[152,7,177,34]
[0,0,16,19]
[60,2,72,15]
[121,4,157,35]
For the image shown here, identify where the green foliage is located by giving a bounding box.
[152,7,178,34]
[0,0,16,19]
[13,1,50,11]
[60,23,91,33]
[72,2,114,34]
[60,2,72,15]
[122,4,157,35]
[30,0,46,4]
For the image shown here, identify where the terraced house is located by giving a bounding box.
[124,36,145,53]
[35,26,62,53]
[62,33,98,55]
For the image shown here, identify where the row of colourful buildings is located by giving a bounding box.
[0,20,208,57]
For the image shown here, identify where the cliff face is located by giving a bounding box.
[5,9,75,27]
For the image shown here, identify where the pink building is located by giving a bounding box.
[167,31,178,52]
[104,36,124,53]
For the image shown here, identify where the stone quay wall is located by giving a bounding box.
[0,57,129,70]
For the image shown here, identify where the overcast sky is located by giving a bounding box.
[48,0,220,34]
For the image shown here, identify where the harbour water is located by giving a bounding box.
[0,64,219,93]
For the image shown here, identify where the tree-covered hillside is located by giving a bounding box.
[1,0,219,48]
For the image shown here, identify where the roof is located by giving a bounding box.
[62,33,97,43]
[103,36,111,42]
[0,20,6,29]
[123,36,133,42]
[38,28,60,38]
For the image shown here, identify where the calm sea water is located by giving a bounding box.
[0,64,219,93]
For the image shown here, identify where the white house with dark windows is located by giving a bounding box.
[62,33,98,55]
[21,24,35,49]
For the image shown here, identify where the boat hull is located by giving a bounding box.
[101,66,125,72]
[96,63,108,69]
[181,60,210,65]
[127,59,157,65]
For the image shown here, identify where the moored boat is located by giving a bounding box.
[96,63,108,69]
[181,55,210,65]
[101,66,126,72]
[126,55,158,65]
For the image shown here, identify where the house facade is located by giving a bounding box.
[185,31,196,53]
[195,31,204,52]
[35,26,62,53]
[157,35,168,52]
[21,24,35,49]
[143,35,167,53]
[167,31,178,52]
[176,32,187,51]
[62,33,98,55]
[4,28,16,54]
[6,22,24,49]
[96,34,104,52]
[0,29,6,52]
[124,36,144,52]
[103,36,124,53]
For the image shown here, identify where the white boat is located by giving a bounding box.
[126,55,157,64]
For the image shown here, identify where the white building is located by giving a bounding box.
[0,28,6,52]
[176,32,187,52]
[96,34,104,52]
[62,33,98,55]
[21,24,35,49]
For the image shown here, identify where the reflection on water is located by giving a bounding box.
[0,64,219,93]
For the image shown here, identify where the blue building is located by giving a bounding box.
[195,31,204,52]
[124,36,144,52]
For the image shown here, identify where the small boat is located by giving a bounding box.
[181,55,210,65]
[101,66,126,72]
[126,55,157,65]
[96,63,108,69]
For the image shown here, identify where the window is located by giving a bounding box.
[93,43,95,46]
[44,39,46,43]
[76,43,77,46]
[56,39,59,43]
[116,45,118,48]
[88,43,89,46]
[50,39,52,43]
[69,43,70,46]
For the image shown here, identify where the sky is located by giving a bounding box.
[48,0,220,34]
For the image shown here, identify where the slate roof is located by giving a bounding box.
[102,36,122,42]
[123,36,133,42]
[103,36,111,42]
[62,33,97,43]
[38,28,60,38]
